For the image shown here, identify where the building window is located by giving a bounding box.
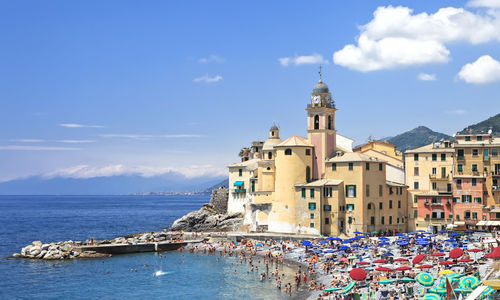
[306,166,311,182]
[348,217,352,224]
[366,184,370,197]
[464,211,471,219]
[239,169,242,176]
[472,164,478,172]
[310,223,314,228]
[267,167,271,171]
[398,200,401,208]
[477,136,483,141]
[310,213,314,219]
[414,167,419,176]
[305,149,311,156]
[347,204,354,211]
[457,164,463,172]
[366,163,370,170]
[456,215,460,220]
[414,195,417,203]
[484,149,489,161]
[301,188,306,199]
[432,182,437,190]
[332,163,336,171]
[325,218,329,224]
[346,185,356,197]
[348,163,353,170]
[432,168,436,175]
[414,182,419,189]
[308,202,316,210]
[414,210,418,218]
[310,189,314,198]
[314,115,319,130]
[389,200,393,209]
[472,178,477,186]
[473,149,478,156]
[324,205,331,211]
[367,203,372,209]
[441,167,446,178]
[441,153,446,161]
[462,195,472,203]
[370,216,375,225]
[414,154,419,161]
[379,202,383,209]
[251,181,255,192]
[285,149,292,155]
[379,163,383,171]
[379,185,383,196]
[493,149,498,156]
[268,152,272,159]
[432,154,437,161]
[465,136,471,141]
[389,216,392,224]
[381,216,385,225]
[324,187,332,197]
[474,197,481,203]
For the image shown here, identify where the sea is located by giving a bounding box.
[0,195,299,300]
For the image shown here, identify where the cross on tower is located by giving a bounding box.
[318,65,322,81]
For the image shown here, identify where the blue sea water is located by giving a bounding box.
[0,195,295,299]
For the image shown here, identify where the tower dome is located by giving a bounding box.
[313,80,329,94]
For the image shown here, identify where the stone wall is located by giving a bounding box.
[209,188,229,214]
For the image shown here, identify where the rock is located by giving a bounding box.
[170,205,243,232]
[41,244,50,251]
[12,253,22,258]
[28,246,41,257]
[32,241,42,247]
[60,244,72,252]
[72,251,80,257]
[37,250,47,259]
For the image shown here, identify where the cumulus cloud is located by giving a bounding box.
[59,123,104,128]
[99,134,204,140]
[279,54,329,67]
[417,73,437,81]
[0,145,81,151]
[192,75,223,83]
[43,164,227,179]
[198,55,225,64]
[445,109,467,115]
[457,55,500,84]
[467,0,500,8]
[334,5,500,71]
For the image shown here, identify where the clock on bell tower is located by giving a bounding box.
[306,66,337,180]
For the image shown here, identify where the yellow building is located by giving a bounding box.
[354,140,404,169]
[227,74,409,236]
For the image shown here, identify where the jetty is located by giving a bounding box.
[75,239,204,255]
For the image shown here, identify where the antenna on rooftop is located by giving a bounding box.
[318,65,322,81]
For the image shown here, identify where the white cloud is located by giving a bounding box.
[334,5,500,72]
[192,75,223,83]
[198,55,225,64]
[0,145,81,151]
[59,123,104,128]
[417,73,437,81]
[99,134,204,140]
[279,54,329,67]
[457,55,500,84]
[467,0,500,8]
[57,140,96,144]
[445,109,467,115]
[10,139,44,143]
[43,164,226,179]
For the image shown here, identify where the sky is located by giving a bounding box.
[0,0,499,182]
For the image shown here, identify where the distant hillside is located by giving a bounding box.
[385,126,451,152]
[459,113,500,135]
[201,178,228,194]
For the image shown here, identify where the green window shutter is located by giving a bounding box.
[414,210,417,218]
[414,154,418,161]
[432,154,437,161]
[310,189,315,198]
[301,188,306,198]
[441,154,446,161]
[332,163,336,171]
[310,223,314,228]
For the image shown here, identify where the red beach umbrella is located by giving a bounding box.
[394,258,408,262]
[449,248,464,259]
[417,264,433,269]
[396,266,412,271]
[357,261,370,265]
[439,260,455,265]
[373,259,388,264]
[412,254,425,264]
[468,248,482,253]
[458,258,473,263]
[339,257,349,262]
[485,247,500,259]
[350,268,367,281]
[375,267,393,272]
[431,252,445,256]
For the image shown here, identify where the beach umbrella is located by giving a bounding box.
[301,240,312,246]
[351,244,360,248]
[326,237,335,240]
[412,254,425,264]
[445,238,455,242]
[323,249,334,253]
[398,242,409,246]
[449,248,464,259]
[458,258,473,263]
[379,242,389,245]
[464,230,474,233]
[342,282,355,294]
[450,233,460,237]
[468,248,482,253]
[350,268,367,281]
[379,237,389,240]
[396,266,412,271]
[438,230,447,233]
[454,288,473,294]
[398,277,416,282]
[485,246,500,259]
[417,264,433,269]
[325,287,342,292]
[481,286,494,297]
[373,259,388,264]
[342,240,351,244]
[422,293,441,300]
[459,276,479,289]
[417,230,426,232]
[375,267,393,272]
[439,261,455,265]
[255,243,263,247]
[438,270,455,276]
[354,231,363,234]
[416,272,435,286]
[382,252,393,257]
[339,257,349,262]
[429,288,447,294]
[379,279,396,284]
[431,252,445,257]
[394,258,408,262]
[320,240,329,244]
[357,261,370,265]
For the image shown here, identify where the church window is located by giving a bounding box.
[285,149,292,155]
[305,149,311,156]
[314,115,319,130]
[268,152,272,159]
[367,203,372,209]
[271,131,274,136]
[328,115,332,130]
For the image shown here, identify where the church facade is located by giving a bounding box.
[227,75,409,236]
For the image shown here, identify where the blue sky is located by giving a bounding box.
[0,0,499,182]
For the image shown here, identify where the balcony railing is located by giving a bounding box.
[232,189,247,193]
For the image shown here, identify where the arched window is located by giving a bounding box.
[271,131,274,136]
[306,166,311,182]
[314,115,320,130]
[367,203,372,209]
[285,149,292,155]
[266,167,271,171]
[268,152,272,159]
[328,115,332,130]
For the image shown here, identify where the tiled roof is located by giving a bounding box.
[276,136,313,147]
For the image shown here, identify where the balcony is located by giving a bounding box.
[232,189,247,193]
[457,156,465,161]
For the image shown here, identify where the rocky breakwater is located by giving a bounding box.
[13,240,111,260]
[170,203,243,232]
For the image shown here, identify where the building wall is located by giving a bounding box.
[227,167,253,214]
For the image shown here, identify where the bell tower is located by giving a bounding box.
[306,66,337,179]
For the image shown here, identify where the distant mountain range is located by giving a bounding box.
[385,126,451,152]
[459,113,500,134]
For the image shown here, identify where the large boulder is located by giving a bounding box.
[170,205,243,232]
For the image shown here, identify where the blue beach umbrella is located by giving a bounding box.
[339,246,350,251]
[354,231,363,234]
[320,240,329,244]
[351,244,360,248]
[379,242,389,245]
[450,233,460,237]
[333,237,342,241]
[445,238,455,242]
[326,237,335,240]
[382,252,393,256]
[464,230,474,233]
[438,230,447,233]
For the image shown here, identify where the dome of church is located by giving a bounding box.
[313,80,329,94]
[270,124,279,131]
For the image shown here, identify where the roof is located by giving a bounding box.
[453,174,485,178]
[313,80,329,94]
[262,137,283,150]
[295,179,343,187]
[327,152,382,163]
[405,143,455,154]
[386,181,407,187]
[276,136,313,147]
[228,158,259,170]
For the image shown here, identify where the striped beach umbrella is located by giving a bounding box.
[342,282,355,294]
[422,293,441,300]
[417,272,435,286]
[429,288,447,294]
[324,287,342,292]
[454,288,473,293]
[379,279,396,284]
[459,276,479,289]
[481,286,494,297]
[398,277,416,282]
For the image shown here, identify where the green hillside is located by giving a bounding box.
[459,113,500,134]
[385,126,451,152]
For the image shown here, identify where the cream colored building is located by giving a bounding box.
[227,75,409,236]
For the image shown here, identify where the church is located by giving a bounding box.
[227,72,409,236]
